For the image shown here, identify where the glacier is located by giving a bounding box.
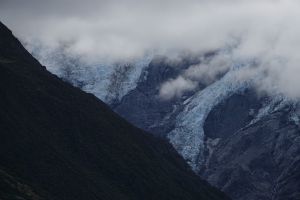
[168,64,255,171]
[27,42,152,104]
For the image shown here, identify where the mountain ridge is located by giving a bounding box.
[41,47,300,200]
[0,21,229,200]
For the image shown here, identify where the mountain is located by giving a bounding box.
[112,59,300,200]
[37,44,300,199]
[0,21,230,200]
[201,89,300,200]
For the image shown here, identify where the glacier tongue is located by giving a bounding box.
[168,66,253,171]
[27,42,152,103]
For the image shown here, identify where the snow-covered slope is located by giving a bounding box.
[27,43,152,104]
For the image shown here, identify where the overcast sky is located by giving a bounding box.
[1,0,300,99]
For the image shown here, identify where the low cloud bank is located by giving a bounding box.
[1,0,300,99]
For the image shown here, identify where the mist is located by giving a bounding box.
[1,0,300,99]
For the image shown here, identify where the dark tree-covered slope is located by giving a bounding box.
[0,22,229,200]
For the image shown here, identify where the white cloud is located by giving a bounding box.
[158,53,233,99]
[184,54,232,84]
[159,76,197,100]
[2,0,300,98]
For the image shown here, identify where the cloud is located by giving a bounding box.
[0,0,288,61]
[184,53,232,84]
[159,76,197,100]
[159,53,232,99]
[1,0,300,98]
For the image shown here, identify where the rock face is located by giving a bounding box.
[202,90,300,200]
[113,56,200,136]
[0,22,230,200]
[26,24,300,200]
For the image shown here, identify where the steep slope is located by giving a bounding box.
[0,166,47,200]
[30,41,300,200]
[109,58,300,199]
[202,90,300,200]
[0,22,230,200]
[113,56,201,136]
